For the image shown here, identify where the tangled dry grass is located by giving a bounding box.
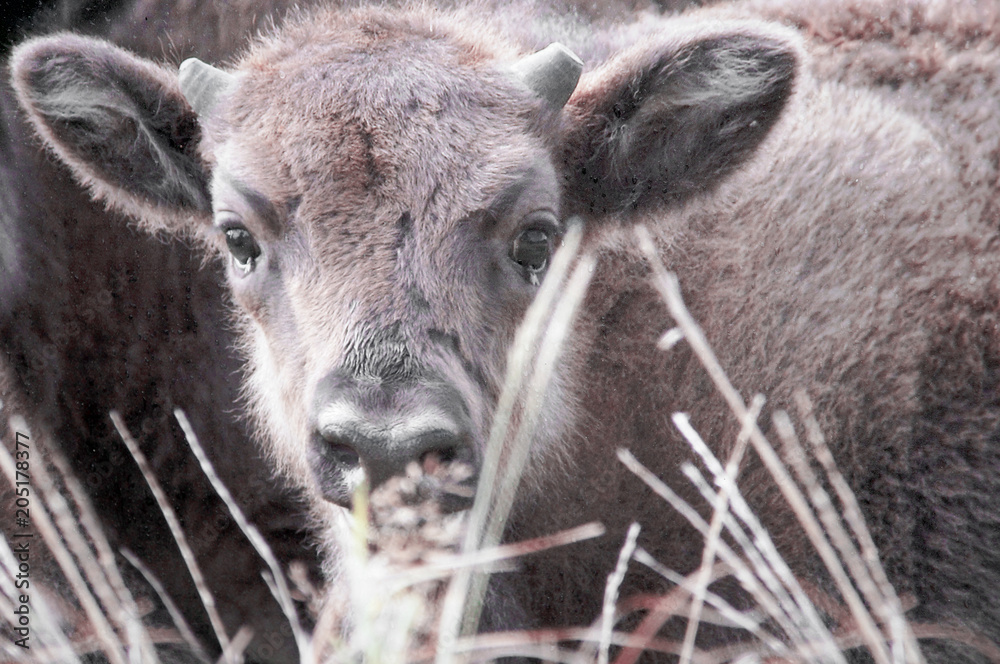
[3,229,1000,663]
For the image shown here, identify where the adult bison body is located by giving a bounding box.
[10,0,1000,659]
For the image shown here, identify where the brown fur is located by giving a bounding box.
[9,0,1000,660]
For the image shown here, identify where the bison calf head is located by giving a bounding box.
[11,2,797,567]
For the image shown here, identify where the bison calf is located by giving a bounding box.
[11,0,1000,659]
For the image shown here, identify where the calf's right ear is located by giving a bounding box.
[11,34,212,232]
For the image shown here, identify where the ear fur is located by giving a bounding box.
[10,34,212,231]
[560,21,801,216]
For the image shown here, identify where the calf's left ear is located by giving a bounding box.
[560,23,800,216]
[11,34,212,232]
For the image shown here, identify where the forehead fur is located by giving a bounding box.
[211,5,551,224]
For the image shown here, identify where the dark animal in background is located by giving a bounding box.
[9,0,1000,660]
[1,1,333,661]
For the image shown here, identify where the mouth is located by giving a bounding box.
[371,452,478,516]
[309,436,478,513]
[365,453,478,562]
[366,459,474,569]
[409,451,478,513]
[307,436,364,507]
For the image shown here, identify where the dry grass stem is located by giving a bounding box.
[599,522,641,664]
[678,419,835,652]
[1,422,127,664]
[608,561,694,664]
[111,410,232,660]
[680,461,841,661]
[12,431,145,659]
[458,625,809,664]
[438,220,589,660]
[772,410,922,664]
[460,221,584,548]
[635,225,892,664]
[676,394,764,664]
[173,408,314,663]
[793,392,924,662]
[482,251,596,552]
[219,626,255,664]
[658,327,685,351]
[628,553,763,633]
[120,547,206,658]
[616,448,798,646]
[383,521,604,589]
[0,529,78,661]
[905,624,1000,663]
[44,445,160,659]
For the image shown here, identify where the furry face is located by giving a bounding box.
[201,12,577,504]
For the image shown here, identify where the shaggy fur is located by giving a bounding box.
[9,0,1000,660]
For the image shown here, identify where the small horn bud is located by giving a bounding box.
[511,42,583,109]
[178,58,235,118]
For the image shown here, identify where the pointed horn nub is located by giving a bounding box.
[511,42,583,109]
[178,58,236,118]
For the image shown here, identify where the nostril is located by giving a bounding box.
[307,429,365,507]
[325,440,361,468]
[413,445,478,513]
[420,442,473,467]
[315,427,364,468]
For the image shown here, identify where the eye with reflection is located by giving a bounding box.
[223,225,261,274]
[510,211,559,285]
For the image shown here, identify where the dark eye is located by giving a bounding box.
[224,227,261,273]
[512,229,550,270]
[510,215,557,284]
